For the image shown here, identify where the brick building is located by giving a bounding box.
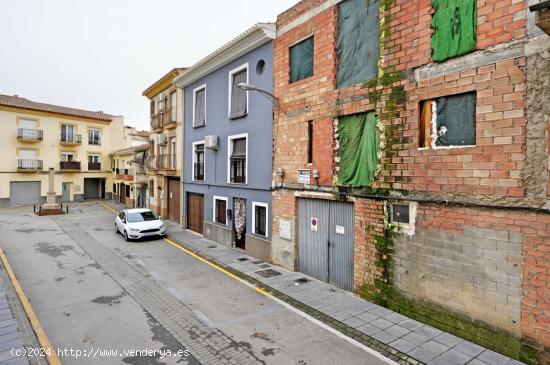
[271,0,550,363]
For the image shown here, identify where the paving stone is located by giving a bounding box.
[389,339,417,354]
[402,332,430,346]
[355,311,378,323]
[372,330,401,344]
[453,340,485,357]
[420,340,449,355]
[504,359,527,365]
[433,332,463,347]
[409,346,438,363]
[342,316,366,329]
[332,311,355,321]
[416,325,443,339]
[467,360,489,365]
[371,318,394,330]
[385,324,410,339]
[356,323,381,336]
[477,350,511,365]
[400,319,424,331]
[431,348,474,365]
[368,306,393,317]
[384,312,409,324]
[0,340,21,353]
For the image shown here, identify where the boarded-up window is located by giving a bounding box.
[432,0,477,62]
[290,37,314,83]
[194,87,206,127]
[337,0,380,87]
[338,112,380,187]
[419,92,476,148]
[230,68,248,119]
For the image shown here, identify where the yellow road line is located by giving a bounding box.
[97,202,269,296]
[0,247,62,365]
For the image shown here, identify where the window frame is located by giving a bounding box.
[192,84,207,128]
[192,140,205,181]
[389,202,417,236]
[212,196,228,226]
[170,91,177,122]
[227,63,249,119]
[88,127,101,145]
[252,201,269,237]
[227,133,248,185]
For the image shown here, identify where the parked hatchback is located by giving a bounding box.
[115,209,167,241]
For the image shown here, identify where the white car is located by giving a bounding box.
[115,209,167,241]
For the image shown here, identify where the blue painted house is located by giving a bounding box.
[174,23,275,261]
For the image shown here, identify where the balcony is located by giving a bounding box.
[17,159,43,172]
[17,128,43,142]
[158,154,177,171]
[150,112,176,131]
[60,134,82,146]
[115,168,134,176]
[88,162,101,171]
[60,161,81,171]
[145,155,158,171]
[88,138,101,146]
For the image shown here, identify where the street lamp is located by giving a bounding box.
[238,83,279,109]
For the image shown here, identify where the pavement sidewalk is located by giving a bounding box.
[163,222,526,365]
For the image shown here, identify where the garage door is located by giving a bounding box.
[10,181,41,205]
[84,178,100,200]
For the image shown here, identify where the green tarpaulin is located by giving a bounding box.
[338,112,380,187]
[290,37,314,83]
[336,0,380,87]
[432,0,476,62]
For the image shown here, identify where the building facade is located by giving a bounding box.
[110,143,149,209]
[0,94,124,206]
[143,68,185,223]
[175,24,275,261]
[271,0,550,363]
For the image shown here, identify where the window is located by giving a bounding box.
[390,204,410,225]
[307,121,313,164]
[337,0,379,87]
[61,152,74,162]
[193,142,205,181]
[113,184,117,194]
[290,36,314,83]
[228,135,247,184]
[61,124,75,142]
[252,202,268,237]
[125,185,131,198]
[213,196,228,225]
[88,155,101,170]
[170,137,177,169]
[432,0,476,62]
[338,112,380,187]
[389,202,417,236]
[150,100,155,116]
[229,64,248,119]
[170,91,177,122]
[193,85,206,127]
[149,180,154,197]
[419,92,476,148]
[88,128,100,145]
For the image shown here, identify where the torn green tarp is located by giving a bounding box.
[290,37,314,83]
[338,112,380,187]
[435,92,476,146]
[337,0,380,87]
[431,0,476,62]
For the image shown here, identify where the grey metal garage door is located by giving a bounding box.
[10,181,41,205]
[298,198,355,291]
[84,178,101,200]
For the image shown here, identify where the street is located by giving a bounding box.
[0,202,392,365]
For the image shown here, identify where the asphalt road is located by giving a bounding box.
[0,202,392,365]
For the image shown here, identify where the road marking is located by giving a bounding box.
[97,202,397,364]
[0,247,62,365]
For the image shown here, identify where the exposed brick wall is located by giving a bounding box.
[353,199,384,287]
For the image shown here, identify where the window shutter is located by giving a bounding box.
[194,89,205,126]
[230,70,247,119]
[231,138,246,158]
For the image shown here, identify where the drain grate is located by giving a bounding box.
[294,277,310,285]
[207,245,217,249]
[258,263,271,269]
[251,260,264,265]
[237,257,250,262]
[255,269,282,278]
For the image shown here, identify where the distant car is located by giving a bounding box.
[115,209,167,241]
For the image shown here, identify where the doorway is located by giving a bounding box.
[232,198,246,250]
[168,178,180,222]
[187,193,204,234]
[62,183,71,202]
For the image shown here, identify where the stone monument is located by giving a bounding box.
[39,168,63,215]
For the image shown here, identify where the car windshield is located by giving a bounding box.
[127,211,159,223]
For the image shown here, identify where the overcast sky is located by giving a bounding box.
[0,0,297,130]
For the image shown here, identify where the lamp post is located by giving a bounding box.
[238,83,279,109]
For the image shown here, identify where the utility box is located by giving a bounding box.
[205,135,219,150]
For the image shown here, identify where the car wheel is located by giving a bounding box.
[115,223,119,234]
[124,230,130,241]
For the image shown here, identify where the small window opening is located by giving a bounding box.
[307,121,313,164]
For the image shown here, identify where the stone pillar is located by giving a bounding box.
[45,168,58,207]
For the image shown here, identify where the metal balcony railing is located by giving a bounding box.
[60,161,81,170]
[60,134,82,144]
[17,159,43,170]
[158,154,176,171]
[145,156,157,170]
[17,128,43,141]
[88,162,101,171]
[115,168,134,176]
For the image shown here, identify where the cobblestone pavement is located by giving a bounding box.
[161,214,527,365]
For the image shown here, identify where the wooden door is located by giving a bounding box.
[187,193,204,234]
[168,179,180,222]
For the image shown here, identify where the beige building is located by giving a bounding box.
[110,143,149,209]
[142,68,186,223]
[0,93,124,206]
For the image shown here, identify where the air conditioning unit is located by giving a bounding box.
[157,134,167,145]
[205,135,219,150]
